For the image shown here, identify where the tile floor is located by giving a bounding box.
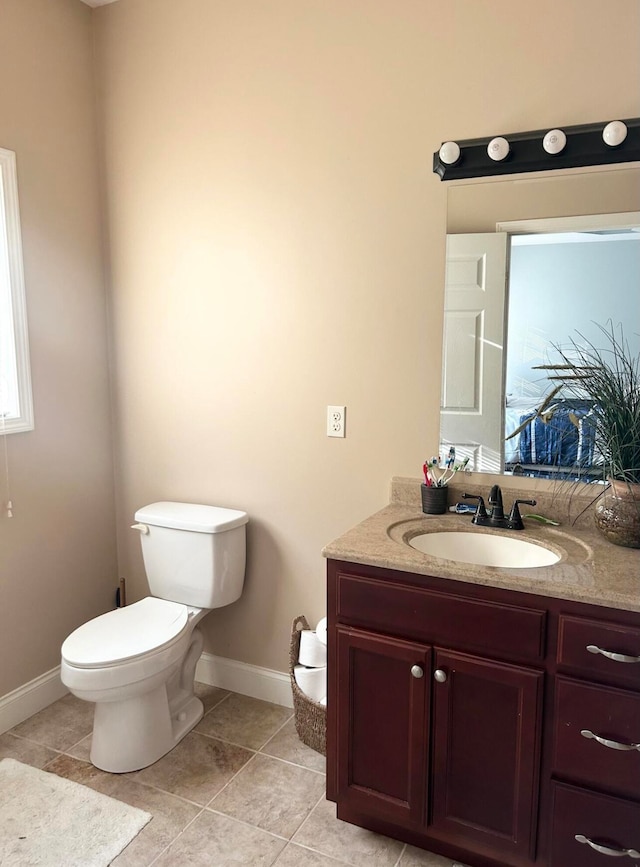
[1,685,468,866]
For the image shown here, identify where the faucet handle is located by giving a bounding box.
[507,499,537,530]
[462,493,487,520]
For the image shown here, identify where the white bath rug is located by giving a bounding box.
[0,758,152,866]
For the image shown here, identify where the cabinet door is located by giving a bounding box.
[336,626,431,829]
[431,649,543,863]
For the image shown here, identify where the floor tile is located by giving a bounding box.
[209,753,325,838]
[274,842,351,865]
[194,682,230,714]
[0,732,59,768]
[131,730,253,805]
[153,809,286,866]
[6,686,447,867]
[261,718,326,773]
[195,693,292,750]
[44,751,109,785]
[65,732,92,762]
[44,753,201,867]
[398,847,470,867]
[292,797,404,867]
[10,693,94,752]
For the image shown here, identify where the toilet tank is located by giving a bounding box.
[133,502,248,609]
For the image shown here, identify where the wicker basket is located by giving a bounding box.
[289,615,327,756]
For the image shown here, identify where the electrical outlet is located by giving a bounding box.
[327,405,346,438]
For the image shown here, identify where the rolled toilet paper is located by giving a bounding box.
[316,617,327,646]
[298,629,327,667]
[294,664,327,703]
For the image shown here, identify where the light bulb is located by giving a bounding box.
[438,141,461,166]
[602,121,628,147]
[542,129,566,155]
[487,136,510,161]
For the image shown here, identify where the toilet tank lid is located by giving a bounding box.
[135,502,248,533]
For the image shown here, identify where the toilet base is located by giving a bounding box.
[91,687,204,773]
[90,627,206,773]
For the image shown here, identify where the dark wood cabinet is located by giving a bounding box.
[549,783,640,867]
[557,614,640,690]
[552,676,640,800]
[335,627,430,829]
[327,558,640,867]
[430,650,543,862]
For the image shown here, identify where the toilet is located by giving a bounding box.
[60,501,248,773]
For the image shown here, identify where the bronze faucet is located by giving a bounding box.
[463,486,537,530]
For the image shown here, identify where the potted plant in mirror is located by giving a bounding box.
[511,323,640,547]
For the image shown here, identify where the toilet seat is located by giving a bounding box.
[61,597,189,669]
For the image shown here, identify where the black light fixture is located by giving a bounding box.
[433,118,640,181]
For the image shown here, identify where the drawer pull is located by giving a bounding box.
[575,835,640,859]
[581,729,640,752]
[586,645,640,664]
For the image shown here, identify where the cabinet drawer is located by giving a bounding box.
[336,572,546,662]
[549,782,640,867]
[557,614,640,689]
[553,677,640,800]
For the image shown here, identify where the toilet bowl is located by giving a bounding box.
[60,502,248,773]
[61,597,207,772]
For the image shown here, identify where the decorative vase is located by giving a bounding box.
[594,479,640,549]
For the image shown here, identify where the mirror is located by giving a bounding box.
[440,166,640,481]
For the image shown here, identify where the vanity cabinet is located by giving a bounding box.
[548,613,640,866]
[429,649,542,862]
[335,628,430,828]
[326,558,640,867]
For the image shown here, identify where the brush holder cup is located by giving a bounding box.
[421,484,448,515]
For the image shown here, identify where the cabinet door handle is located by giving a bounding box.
[575,835,640,859]
[434,669,447,683]
[586,645,640,664]
[581,729,640,752]
[410,665,424,679]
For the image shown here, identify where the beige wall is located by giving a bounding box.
[0,0,116,695]
[94,0,640,674]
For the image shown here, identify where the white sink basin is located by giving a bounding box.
[408,531,560,568]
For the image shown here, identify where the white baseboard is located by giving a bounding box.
[0,654,292,736]
[195,652,293,709]
[0,666,68,735]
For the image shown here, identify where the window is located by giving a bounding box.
[0,147,33,435]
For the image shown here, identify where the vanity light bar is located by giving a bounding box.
[433,118,640,181]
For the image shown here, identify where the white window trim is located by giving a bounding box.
[0,147,33,435]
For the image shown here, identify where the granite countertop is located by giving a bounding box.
[322,482,640,613]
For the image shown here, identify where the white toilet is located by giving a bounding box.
[61,501,248,773]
